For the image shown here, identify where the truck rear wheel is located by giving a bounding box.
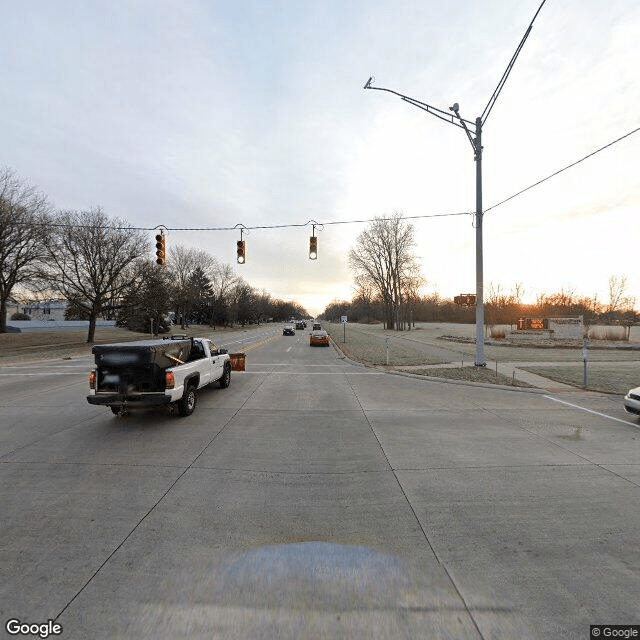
[110,406,121,415]
[219,363,231,388]
[178,384,197,417]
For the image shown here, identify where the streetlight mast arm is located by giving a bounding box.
[364,78,474,130]
[450,106,478,156]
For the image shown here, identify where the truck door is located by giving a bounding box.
[188,339,209,387]
[205,340,223,383]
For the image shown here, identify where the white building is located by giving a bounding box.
[6,299,68,322]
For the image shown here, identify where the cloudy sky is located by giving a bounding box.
[2,0,638,316]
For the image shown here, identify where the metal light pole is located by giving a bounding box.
[364,0,546,367]
[474,117,485,365]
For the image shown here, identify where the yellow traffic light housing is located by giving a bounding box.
[155,233,166,266]
[237,240,246,264]
[309,235,317,260]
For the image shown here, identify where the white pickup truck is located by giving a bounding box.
[87,336,232,417]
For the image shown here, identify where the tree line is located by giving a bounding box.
[321,282,638,329]
[1,168,307,341]
[321,213,637,329]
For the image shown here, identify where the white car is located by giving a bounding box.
[623,386,640,418]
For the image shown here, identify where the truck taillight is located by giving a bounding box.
[165,372,175,389]
[89,371,96,389]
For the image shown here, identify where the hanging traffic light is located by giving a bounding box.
[309,235,317,260]
[155,234,166,266]
[236,240,246,264]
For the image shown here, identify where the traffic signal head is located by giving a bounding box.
[155,234,166,266]
[309,235,317,260]
[237,240,246,264]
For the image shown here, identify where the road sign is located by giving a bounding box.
[341,316,347,323]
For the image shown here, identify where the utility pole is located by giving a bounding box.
[474,117,484,365]
[364,0,547,367]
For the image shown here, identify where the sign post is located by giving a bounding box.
[341,316,347,342]
[582,339,589,388]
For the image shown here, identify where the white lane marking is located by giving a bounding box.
[0,365,90,371]
[543,395,640,428]
[242,371,383,375]
[249,364,352,367]
[219,332,279,347]
[0,372,82,376]
[286,346,292,352]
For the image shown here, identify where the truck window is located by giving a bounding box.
[189,342,205,361]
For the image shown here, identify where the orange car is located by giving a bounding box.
[310,329,330,347]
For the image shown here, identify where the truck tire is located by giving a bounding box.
[178,384,197,417]
[219,363,231,388]
[110,406,121,415]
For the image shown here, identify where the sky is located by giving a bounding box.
[1,0,639,317]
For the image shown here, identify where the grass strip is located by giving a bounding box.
[520,364,640,394]
[398,366,534,387]
[327,326,445,366]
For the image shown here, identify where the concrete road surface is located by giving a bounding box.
[1,325,638,639]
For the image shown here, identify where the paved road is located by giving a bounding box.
[1,326,639,639]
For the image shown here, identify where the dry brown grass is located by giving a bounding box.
[0,324,248,363]
[520,363,640,394]
[0,327,152,362]
[350,322,640,363]
[326,325,445,366]
[398,366,534,388]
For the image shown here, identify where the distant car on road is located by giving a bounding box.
[310,329,330,347]
[283,325,295,336]
[295,321,305,330]
[312,323,322,331]
[623,386,640,417]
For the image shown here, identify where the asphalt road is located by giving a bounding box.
[1,326,638,639]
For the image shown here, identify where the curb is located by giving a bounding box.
[329,338,368,368]
[382,368,548,394]
[329,336,548,394]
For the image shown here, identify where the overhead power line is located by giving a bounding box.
[481,0,548,125]
[35,210,473,232]
[485,125,640,213]
[9,126,638,232]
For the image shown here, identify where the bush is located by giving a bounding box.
[490,326,506,339]
[10,313,31,321]
[588,326,628,341]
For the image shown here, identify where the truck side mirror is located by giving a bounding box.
[217,348,228,355]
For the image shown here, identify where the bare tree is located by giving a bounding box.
[511,283,525,306]
[167,245,218,328]
[348,213,423,330]
[43,208,148,342]
[209,261,238,327]
[0,168,51,332]
[607,274,634,314]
